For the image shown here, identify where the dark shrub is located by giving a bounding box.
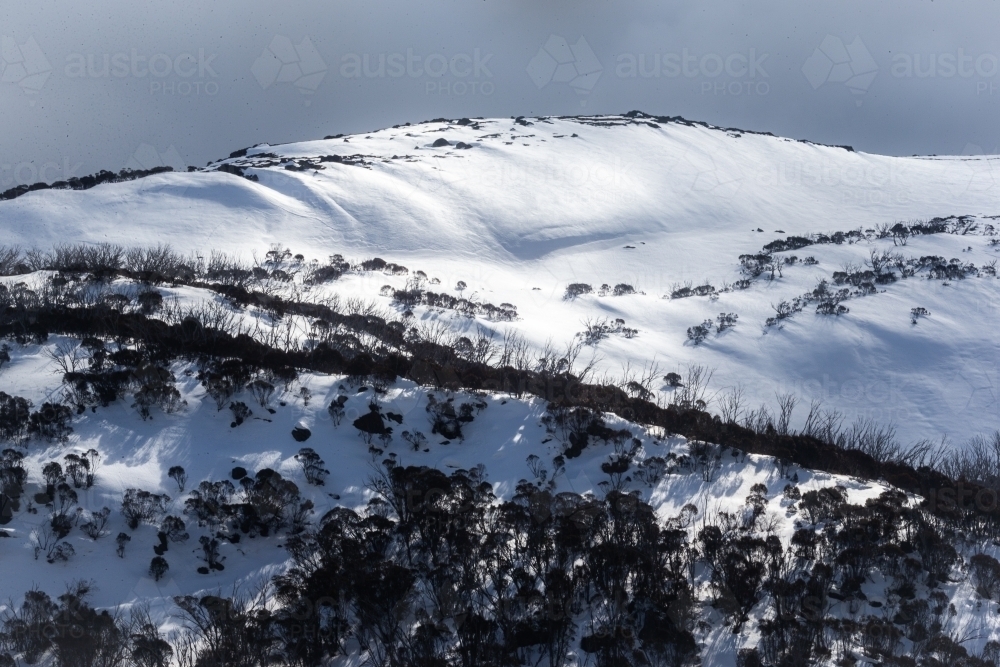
[564,283,593,299]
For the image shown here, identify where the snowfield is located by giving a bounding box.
[1,112,999,665]
[3,113,997,445]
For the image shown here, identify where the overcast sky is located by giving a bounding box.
[2,0,999,186]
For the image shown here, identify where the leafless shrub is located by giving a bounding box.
[800,401,845,444]
[47,340,84,375]
[125,244,188,281]
[717,384,746,424]
[0,245,25,275]
[837,416,900,464]
[669,364,714,410]
[499,330,531,370]
[775,393,797,436]
[743,404,774,433]
[619,359,662,400]
[938,431,1000,488]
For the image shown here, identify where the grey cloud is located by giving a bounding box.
[1,0,998,186]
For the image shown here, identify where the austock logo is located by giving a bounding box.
[0,35,52,104]
[126,144,187,172]
[802,35,878,106]
[252,36,327,102]
[527,34,603,104]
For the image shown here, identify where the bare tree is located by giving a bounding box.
[775,393,797,436]
[47,341,84,375]
[670,364,715,410]
[717,384,746,424]
[499,329,531,370]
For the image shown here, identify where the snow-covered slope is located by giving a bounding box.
[0,356,998,665]
[3,114,996,260]
[2,113,1000,663]
[1,113,998,446]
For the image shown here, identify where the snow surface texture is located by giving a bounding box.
[2,114,1000,663]
[2,113,997,446]
[0,350,939,662]
[1,352,999,664]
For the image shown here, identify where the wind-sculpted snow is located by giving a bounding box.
[1,113,998,444]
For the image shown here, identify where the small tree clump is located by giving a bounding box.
[168,465,187,493]
[80,507,111,539]
[229,401,252,427]
[149,556,169,581]
[910,306,930,324]
[115,532,131,557]
[120,488,170,530]
[716,312,738,332]
[294,448,329,486]
[248,379,275,409]
[28,403,73,442]
[687,320,713,344]
[328,394,348,426]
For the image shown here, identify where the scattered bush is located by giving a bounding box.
[328,394,348,426]
[671,283,716,299]
[197,535,225,572]
[168,465,187,492]
[564,283,593,299]
[229,401,252,427]
[160,515,189,543]
[970,554,1000,599]
[120,488,170,530]
[80,507,111,539]
[149,556,170,581]
[27,402,73,442]
[295,448,329,485]
[248,378,275,409]
[115,531,131,557]
[425,395,474,440]
[765,299,804,327]
[131,365,185,420]
[687,320,713,344]
[402,430,428,451]
[353,403,391,444]
[716,312,738,332]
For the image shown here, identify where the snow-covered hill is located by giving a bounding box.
[1,350,999,665]
[2,113,1000,665]
[2,113,997,446]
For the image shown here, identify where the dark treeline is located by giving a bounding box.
[4,245,1000,664]
[3,458,994,666]
[0,254,994,532]
[0,166,177,202]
